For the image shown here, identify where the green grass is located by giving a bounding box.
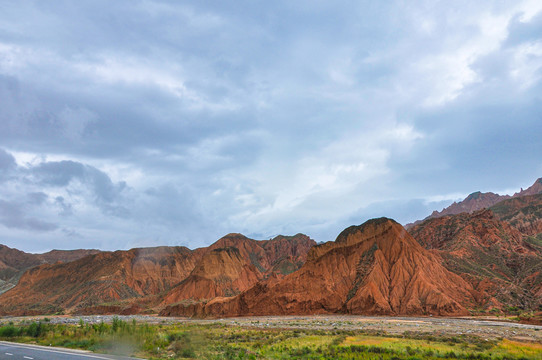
[0,319,540,359]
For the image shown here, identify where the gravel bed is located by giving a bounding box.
[1,315,540,342]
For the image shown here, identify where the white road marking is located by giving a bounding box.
[5,353,12,356]
[23,357,33,359]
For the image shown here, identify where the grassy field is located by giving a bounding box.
[0,317,540,359]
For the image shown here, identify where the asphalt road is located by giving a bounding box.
[0,342,144,360]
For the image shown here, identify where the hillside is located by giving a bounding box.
[162,218,477,317]
[406,178,542,228]
[0,245,100,294]
[0,246,203,315]
[163,233,315,304]
[490,193,542,238]
[2,180,542,318]
[408,209,542,312]
[0,234,315,316]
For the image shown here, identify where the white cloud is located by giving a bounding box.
[510,40,542,89]
[225,123,423,233]
[1,1,541,251]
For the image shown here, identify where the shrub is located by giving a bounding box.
[0,325,19,337]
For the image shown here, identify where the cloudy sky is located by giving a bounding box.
[1,1,541,252]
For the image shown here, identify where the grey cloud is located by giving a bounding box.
[0,149,16,180]
[506,12,542,47]
[26,192,48,205]
[54,196,73,216]
[31,160,125,204]
[32,161,85,187]
[0,1,541,252]
[143,184,201,226]
[0,199,58,232]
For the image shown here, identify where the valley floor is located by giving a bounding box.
[0,315,540,359]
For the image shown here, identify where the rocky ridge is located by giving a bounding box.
[0,245,100,294]
[162,218,476,317]
[0,235,315,316]
[406,178,542,229]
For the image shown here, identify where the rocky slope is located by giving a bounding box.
[0,245,100,293]
[0,234,315,316]
[3,180,541,318]
[162,218,476,317]
[162,233,315,304]
[409,207,542,312]
[490,193,542,237]
[406,178,542,228]
[0,246,204,315]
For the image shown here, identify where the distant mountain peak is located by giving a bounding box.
[514,177,542,197]
[406,177,542,228]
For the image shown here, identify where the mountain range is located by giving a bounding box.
[406,178,542,228]
[0,179,541,318]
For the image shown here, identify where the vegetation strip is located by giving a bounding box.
[0,317,540,359]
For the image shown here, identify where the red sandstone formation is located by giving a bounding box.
[162,233,315,303]
[406,178,542,229]
[0,245,100,293]
[2,179,542,318]
[409,208,542,312]
[162,218,476,317]
[0,246,203,315]
[0,234,315,316]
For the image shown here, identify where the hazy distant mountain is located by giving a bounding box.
[406,178,542,229]
[0,245,100,294]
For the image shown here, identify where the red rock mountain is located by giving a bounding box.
[408,209,542,311]
[491,193,542,237]
[0,245,100,294]
[162,233,314,304]
[515,178,542,197]
[406,178,542,229]
[162,218,476,317]
[3,180,542,318]
[0,234,315,316]
[0,246,204,315]
[428,191,508,218]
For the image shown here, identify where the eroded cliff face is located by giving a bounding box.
[0,245,101,294]
[4,190,541,318]
[162,233,316,304]
[0,246,203,315]
[162,218,475,318]
[409,209,542,312]
[0,234,316,316]
[490,193,542,237]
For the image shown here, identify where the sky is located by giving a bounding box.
[1,1,542,253]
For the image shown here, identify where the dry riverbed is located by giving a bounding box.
[2,315,541,343]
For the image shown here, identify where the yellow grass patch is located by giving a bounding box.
[280,334,335,348]
[498,339,542,357]
[344,335,474,355]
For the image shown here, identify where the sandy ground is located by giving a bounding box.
[2,315,541,343]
